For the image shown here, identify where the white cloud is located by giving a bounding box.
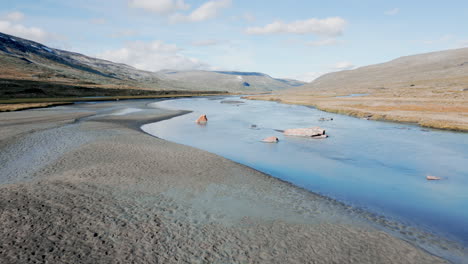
[129,0,190,14]
[458,40,468,48]
[421,34,453,45]
[5,11,25,22]
[291,61,355,82]
[292,71,325,82]
[242,12,255,23]
[245,17,347,37]
[0,20,51,43]
[204,42,257,71]
[90,18,107,25]
[97,40,210,72]
[385,8,400,16]
[191,39,224,46]
[307,38,341,47]
[170,0,231,23]
[289,61,355,82]
[331,61,355,71]
[110,29,139,38]
[0,12,65,45]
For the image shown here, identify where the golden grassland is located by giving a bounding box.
[245,92,468,132]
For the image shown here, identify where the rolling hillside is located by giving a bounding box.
[0,32,303,98]
[155,70,305,93]
[285,48,468,98]
[248,48,468,131]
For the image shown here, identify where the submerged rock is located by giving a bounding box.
[283,127,327,138]
[426,175,441,181]
[221,100,244,104]
[261,136,279,143]
[310,134,328,139]
[196,114,208,124]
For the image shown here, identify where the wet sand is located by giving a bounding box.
[0,100,449,263]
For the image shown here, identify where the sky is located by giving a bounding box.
[1,0,468,82]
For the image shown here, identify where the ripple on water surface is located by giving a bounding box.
[142,97,468,261]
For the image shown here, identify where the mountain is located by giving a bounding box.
[285,48,468,97]
[0,32,303,98]
[155,70,305,93]
[248,48,468,131]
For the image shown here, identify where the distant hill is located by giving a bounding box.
[284,48,468,98]
[0,32,303,98]
[155,70,305,93]
[248,48,468,131]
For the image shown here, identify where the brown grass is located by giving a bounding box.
[0,92,232,112]
[345,104,468,113]
[245,94,468,132]
[0,102,73,112]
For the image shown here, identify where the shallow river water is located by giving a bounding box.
[142,96,468,252]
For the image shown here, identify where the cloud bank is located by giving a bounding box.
[385,8,400,16]
[98,40,209,72]
[170,0,231,23]
[4,11,25,22]
[128,0,190,14]
[0,12,63,44]
[331,61,355,70]
[246,17,347,36]
[307,38,341,47]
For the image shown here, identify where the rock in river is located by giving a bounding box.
[261,136,279,143]
[196,114,208,124]
[283,127,327,138]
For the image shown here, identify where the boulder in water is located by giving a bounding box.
[261,136,279,143]
[283,127,327,138]
[221,100,244,104]
[196,114,208,124]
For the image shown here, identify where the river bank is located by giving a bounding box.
[0,99,452,263]
[244,94,468,132]
[0,92,230,112]
[143,97,468,263]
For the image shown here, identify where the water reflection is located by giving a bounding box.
[142,97,468,247]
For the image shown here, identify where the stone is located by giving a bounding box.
[310,134,328,139]
[221,100,244,104]
[426,175,441,181]
[283,127,327,138]
[261,136,279,143]
[195,114,208,124]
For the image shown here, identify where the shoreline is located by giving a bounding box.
[141,98,468,261]
[0,92,231,112]
[244,95,468,132]
[0,99,460,263]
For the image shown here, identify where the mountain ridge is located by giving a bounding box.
[0,32,304,98]
[288,47,468,96]
[247,47,468,131]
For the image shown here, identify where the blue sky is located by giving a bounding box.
[1,0,468,81]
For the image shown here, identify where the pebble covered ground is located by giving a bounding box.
[0,100,454,263]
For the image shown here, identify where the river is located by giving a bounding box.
[142,96,468,259]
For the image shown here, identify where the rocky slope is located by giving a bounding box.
[285,48,468,98]
[155,70,305,93]
[248,48,468,131]
[0,32,303,97]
